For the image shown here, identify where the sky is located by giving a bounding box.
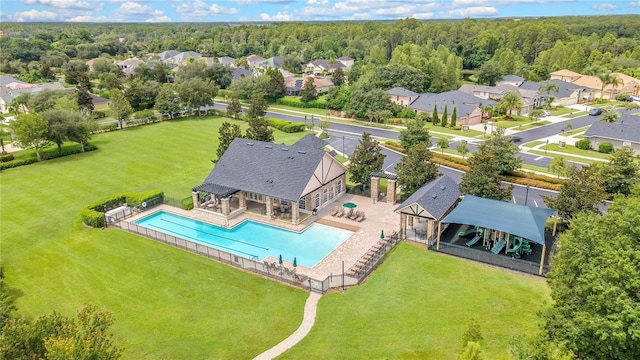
[0,0,638,23]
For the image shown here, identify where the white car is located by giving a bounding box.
[541,110,551,117]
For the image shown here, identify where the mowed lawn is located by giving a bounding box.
[1,116,308,359]
[280,243,550,360]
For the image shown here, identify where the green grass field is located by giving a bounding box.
[281,244,550,359]
[1,116,308,359]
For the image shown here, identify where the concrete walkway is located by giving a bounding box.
[253,292,322,360]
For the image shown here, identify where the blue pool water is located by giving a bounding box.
[135,211,354,267]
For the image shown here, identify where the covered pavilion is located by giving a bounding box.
[440,195,556,275]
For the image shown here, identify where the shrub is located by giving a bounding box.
[98,123,119,132]
[598,142,613,153]
[397,108,416,119]
[81,190,164,228]
[1,144,98,171]
[282,123,305,133]
[0,158,37,170]
[0,154,15,163]
[276,97,326,109]
[266,117,305,133]
[182,197,194,210]
[319,132,330,139]
[575,139,591,150]
[91,110,107,119]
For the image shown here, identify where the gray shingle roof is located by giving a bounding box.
[519,80,583,99]
[232,67,253,80]
[158,50,180,61]
[388,87,419,97]
[409,90,495,117]
[218,56,236,65]
[394,175,461,220]
[200,135,340,201]
[583,112,640,143]
[501,75,524,82]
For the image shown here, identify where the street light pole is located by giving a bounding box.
[342,135,345,158]
[524,185,530,206]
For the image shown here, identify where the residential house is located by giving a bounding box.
[285,76,334,96]
[387,87,418,107]
[336,56,355,69]
[258,56,283,70]
[90,93,110,111]
[232,67,254,81]
[497,75,524,87]
[246,55,267,69]
[549,69,582,83]
[116,58,144,76]
[408,90,496,126]
[217,56,236,67]
[583,111,640,155]
[192,134,347,225]
[157,50,180,61]
[519,79,589,107]
[0,76,67,113]
[305,60,345,75]
[167,51,201,65]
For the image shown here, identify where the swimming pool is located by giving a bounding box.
[135,211,354,267]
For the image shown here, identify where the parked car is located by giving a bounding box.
[541,110,551,117]
[508,135,523,143]
[588,108,602,116]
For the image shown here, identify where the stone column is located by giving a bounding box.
[292,202,299,225]
[221,197,230,216]
[399,214,406,239]
[387,179,397,204]
[192,191,199,209]
[265,196,273,218]
[239,191,246,210]
[371,176,380,202]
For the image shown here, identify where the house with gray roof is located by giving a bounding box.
[583,111,640,155]
[394,175,461,242]
[157,50,180,61]
[498,75,525,87]
[166,51,201,65]
[232,67,254,81]
[408,90,496,126]
[217,56,236,67]
[387,87,419,107]
[0,77,67,113]
[258,56,283,70]
[193,134,347,224]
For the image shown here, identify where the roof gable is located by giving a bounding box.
[394,175,461,220]
[388,87,419,97]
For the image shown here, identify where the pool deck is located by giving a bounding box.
[127,194,400,281]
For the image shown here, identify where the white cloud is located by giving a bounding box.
[175,0,239,18]
[13,9,58,21]
[446,6,499,17]
[233,0,294,4]
[114,2,165,20]
[66,15,108,22]
[412,12,435,19]
[625,1,640,6]
[146,15,172,22]
[592,3,619,10]
[259,11,291,21]
[21,0,94,10]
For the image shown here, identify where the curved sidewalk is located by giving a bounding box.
[253,292,322,360]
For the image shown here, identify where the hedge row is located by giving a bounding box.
[266,117,306,133]
[81,190,164,228]
[0,143,97,171]
[276,97,327,109]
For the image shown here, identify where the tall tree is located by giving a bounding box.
[457,140,470,159]
[399,117,431,151]
[477,127,522,175]
[547,157,569,178]
[349,88,392,119]
[245,117,273,142]
[441,105,448,127]
[476,61,503,86]
[76,83,94,116]
[431,105,439,126]
[499,91,523,118]
[543,189,640,359]
[226,91,242,119]
[450,106,457,128]
[10,113,51,162]
[395,143,440,200]
[109,89,133,129]
[264,67,286,101]
[542,165,605,222]
[155,84,181,119]
[595,146,639,196]
[41,108,82,152]
[246,92,268,119]
[331,67,346,86]
[216,122,242,161]
[300,77,318,102]
[538,82,559,107]
[348,132,385,190]
[597,71,620,100]
[460,152,513,200]
[177,78,216,115]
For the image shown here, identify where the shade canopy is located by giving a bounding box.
[441,195,555,245]
[343,202,357,208]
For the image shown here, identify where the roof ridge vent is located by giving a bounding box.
[297,150,306,154]
[432,194,438,199]
[440,185,446,190]
[247,142,254,146]
[265,145,272,148]
[281,147,289,151]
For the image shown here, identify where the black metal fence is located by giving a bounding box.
[432,241,549,276]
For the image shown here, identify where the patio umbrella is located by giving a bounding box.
[293,257,297,268]
[380,230,385,239]
[278,254,283,265]
[343,202,357,209]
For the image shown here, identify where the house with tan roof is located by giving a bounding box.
[305,60,345,75]
[285,76,334,96]
[550,69,640,100]
[549,69,583,83]
[247,55,266,69]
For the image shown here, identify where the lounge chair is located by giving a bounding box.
[330,206,339,216]
[349,210,359,220]
[336,208,345,217]
[356,211,366,222]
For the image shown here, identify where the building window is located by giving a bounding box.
[336,180,343,194]
[329,187,334,200]
[248,192,260,201]
[299,198,306,210]
[314,193,320,208]
[281,200,289,206]
[322,188,328,204]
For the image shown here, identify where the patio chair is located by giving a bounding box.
[336,208,345,218]
[330,206,339,216]
[349,210,360,220]
[356,211,366,222]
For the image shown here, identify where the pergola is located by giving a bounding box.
[440,195,556,275]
